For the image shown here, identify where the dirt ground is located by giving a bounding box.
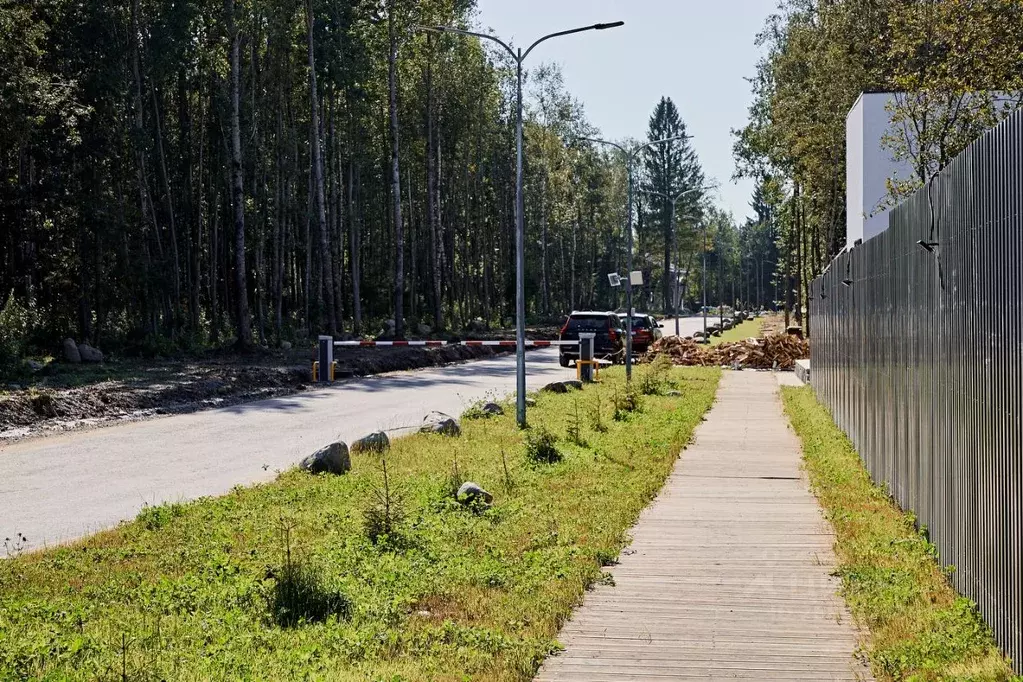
[0,344,513,442]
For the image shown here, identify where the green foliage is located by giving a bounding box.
[781,386,1016,681]
[564,398,586,447]
[0,291,31,369]
[0,367,720,679]
[525,424,562,465]
[612,382,642,421]
[363,456,405,545]
[639,353,674,396]
[135,501,185,531]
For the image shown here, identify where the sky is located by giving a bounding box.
[473,0,778,224]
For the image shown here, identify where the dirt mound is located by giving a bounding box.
[0,345,509,442]
[644,334,809,370]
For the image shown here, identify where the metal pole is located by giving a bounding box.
[625,160,634,380]
[671,198,679,337]
[702,226,708,342]
[514,53,526,428]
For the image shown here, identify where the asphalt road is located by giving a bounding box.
[659,315,719,338]
[0,349,575,552]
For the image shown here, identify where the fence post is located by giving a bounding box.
[579,333,596,383]
[317,335,333,384]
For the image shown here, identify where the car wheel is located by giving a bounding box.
[559,355,570,368]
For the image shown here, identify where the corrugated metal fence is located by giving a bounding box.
[811,107,1022,670]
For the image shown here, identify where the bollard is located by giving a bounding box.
[578,333,596,383]
[317,335,333,384]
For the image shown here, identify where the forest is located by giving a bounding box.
[735,0,1023,334]
[0,0,754,366]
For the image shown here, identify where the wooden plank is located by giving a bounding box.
[536,371,873,681]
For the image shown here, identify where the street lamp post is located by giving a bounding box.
[578,135,691,381]
[419,21,623,428]
[638,187,704,337]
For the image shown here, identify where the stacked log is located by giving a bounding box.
[643,334,809,370]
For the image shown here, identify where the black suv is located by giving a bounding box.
[558,311,625,367]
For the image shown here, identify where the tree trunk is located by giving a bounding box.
[387,8,405,339]
[227,0,250,348]
[425,37,444,330]
[305,0,336,336]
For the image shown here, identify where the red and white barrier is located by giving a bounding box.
[333,339,578,348]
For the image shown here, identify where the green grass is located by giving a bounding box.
[0,366,720,682]
[709,317,764,345]
[780,386,1018,681]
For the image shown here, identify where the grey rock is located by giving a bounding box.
[541,381,567,394]
[77,343,104,363]
[281,340,293,351]
[525,397,537,407]
[563,380,583,391]
[456,481,493,506]
[352,431,390,453]
[63,338,81,364]
[481,402,504,417]
[416,323,433,337]
[421,411,461,436]
[665,389,683,397]
[300,442,351,475]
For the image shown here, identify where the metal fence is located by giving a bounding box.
[811,107,1023,670]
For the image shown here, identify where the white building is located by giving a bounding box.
[845,92,913,250]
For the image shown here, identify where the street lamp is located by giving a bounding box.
[638,186,706,337]
[418,21,624,428]
[576,135,691,381]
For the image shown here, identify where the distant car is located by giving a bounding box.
[618,313,663,353]
[558,311,624,367]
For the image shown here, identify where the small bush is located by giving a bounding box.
[565,398,586,446]
[613,383,642,421]
[364,456,405,545]
[590,391,608,433]
[639,354,674,395]
[136,501,185,531]
[525,425,562,464]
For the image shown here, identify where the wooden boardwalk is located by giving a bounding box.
[537,371,872,681]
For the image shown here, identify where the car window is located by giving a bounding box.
[565,315,610,332]
[620,315,650,329]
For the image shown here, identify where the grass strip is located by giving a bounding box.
[709,317,764,345]
[1,366,719,681]
[780,386,1018,681]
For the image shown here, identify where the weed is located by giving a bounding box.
[136,501,185,531]
[639,354,673,396]
[525,424,562,465]
[501,448,514,491]
[3,532,27,558]
[271,522,352,627]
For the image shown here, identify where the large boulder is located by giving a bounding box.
[563,380,583,391]
[351,431,390,453]
[541,381,567,394]
[281,340,293,351]
[77,343,104,363]
[456,481,493,506]
[63,338,81,364]
[421,411,460,436]
[300,442,351,475]
[416,323,433,338]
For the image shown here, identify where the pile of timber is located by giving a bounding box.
[644,334,809,370]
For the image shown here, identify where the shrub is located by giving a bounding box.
[0,291,30,370]
[271,523,352,627]
[364,456,405,545]
[525,425,562,464]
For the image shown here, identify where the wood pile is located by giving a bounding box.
[644,334,809,370]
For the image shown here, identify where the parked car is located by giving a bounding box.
[618,313,664,353]
[558,311,625,367]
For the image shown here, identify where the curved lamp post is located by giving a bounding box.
[577,135,692,380]
[417,21,624,428]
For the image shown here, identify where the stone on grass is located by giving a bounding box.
[352,431,390,453]
[281,341,293,351]
[421,411,460,436]
[77,343,103,363]
[541,381,567,394]
[456,481,493,506]
[665,389,683,397]
[563,380,583,391]
[300,442,351,475]
[525,397,537,407]
[63,338,81,364]
[481,402,504,417]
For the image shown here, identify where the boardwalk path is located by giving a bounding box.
[537,371,872,681]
